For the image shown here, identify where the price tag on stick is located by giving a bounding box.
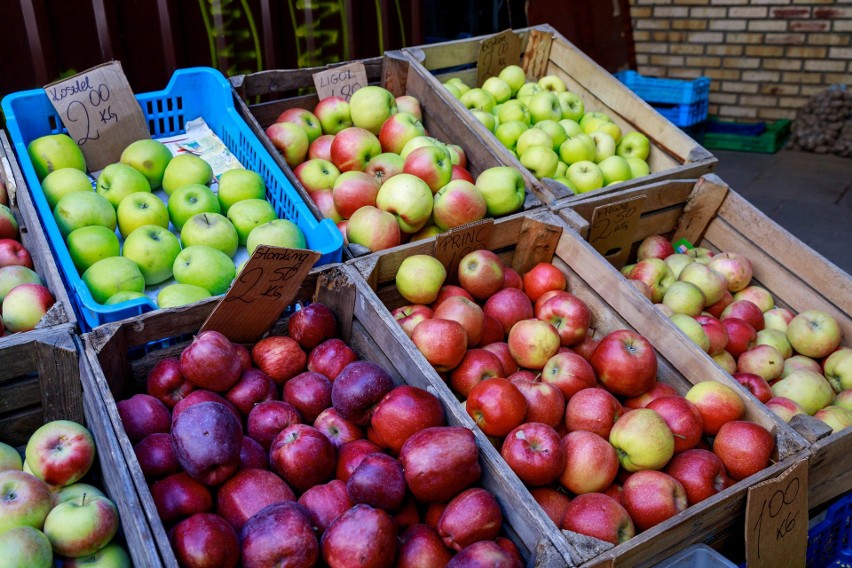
[587,195,645,268]
[201,246,321,344]
[745,458,808,568]
[477,29,522,86]
[44,61,150,171]
[434,219,494,279]
[313,62,368,102]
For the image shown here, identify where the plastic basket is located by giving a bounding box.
[807,494,852,568]
[655,544,737,568]
[615,71,711,106]
[702,119,792,154]
[652,99,709,128]
[1,67,343,331]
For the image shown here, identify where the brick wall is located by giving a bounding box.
[629,1,852,122]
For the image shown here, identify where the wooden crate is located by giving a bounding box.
[402,24,717,206]
[82,264,568,568]
[0,327,161,568]
[0,130,76,334]
[229,53,546,259]
[348,208,809,567]
[556,173,852,511]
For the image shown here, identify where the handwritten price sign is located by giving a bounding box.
[201,246,321,343]
[434,219,494,279]
[477,29,522,86]
[44,61,150,171]
[313,62,368,102]
[587,195,645,267]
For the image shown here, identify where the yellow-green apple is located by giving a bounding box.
[395,95,422,121]
[564,386,622,438]
[494,120,529,153]
[61,542,131,567]
[180,212,239,257]
[2,283,55,332]
[444,82,462,99]
[41,168,93,209]
[226,198,276,245]
[560,492,635,545]
[314,96,352,135]
[566,160,604,194]
[376,173,433,233]
[814,405,852,432]
[764,307,795,332]
[589,131,616,162]
[379,112,426,155]
[609,408,675,471]
[172,245,235,295]
[27,134,86,180]
[465,377,527,437]
[480,77,512,104]
[460,88,497,113]
[392,304,433,338]
[783,354,823,378]
[498,65,526,96]
[412,318,468,372]
[0,265,42,303]
[331,171,379,219]
[457,249,504,300]
[786,310,842,358]
[474,166,525,216]
[622,470,688,531]
[216,168,266,213]
[471,109,498,131]
[400,136,445,160]
[246,219,305,255]
[616,131,651,161]
[628,157,651,178]
[558,429,618,494]
[664,253,692,279]
[520,145,559,178]
[349,86,398,134]
[275,107,322,142]
[721,318,757,358]
[106,290,148,305]
[346,206,401,252]
[733,372,774,404]
[592,120,622,144]
[527,92,562,124]
[95,163,151,208]
[311,190,344,223]
[309,134,335,161]
[712,351,735,374]
[662,280,705,317]
[538,74,567,92]
[665,448,729,506]
[167,183,220,231]
[82,257,145,304]
[559,118,584,137]
[396,254,447,304]
[0,441,22,471]
[637,235,674,261]
[824,348,852,393]
[44,494,119,558]
[678,262,727,306]
[0,525,52,568]
[116,191,170,237]
[713,420,774,480]
[403,145,453,193]
[266,121,310,168]
[756,328,793,359]
[161,153,213,196]
[483,287,533,338]
[670,313,711,352]
[121,225,181,285]
[507,318,560,370]
[771,369,834,415]
[25,420,95,486]
[409,224,443,241]
[686,247,715,264]
[432,180,487,230]
[0,470,52,532]
[120,138,173,189]
[65,226,119,274]
[766,396,808,422]
[695,315,729,356]
[330,127,382,172]
[53,191,116,237]
[556,92,584,122]
[836,390,852,411]
[500,422,564,486]
[630,258,675,303]
[591,329,658,397]
[496,100,530,125]
[364,153,404,186]
[580,111,613,130]
[516,128,553,156]
[597,155,632,185]
[554,160,568,179]
[685,382,744,435]
[647,395,704,453]
[707,253,752,293]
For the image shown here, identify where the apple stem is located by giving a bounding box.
[672,433,687,440]
[81,492,87,507]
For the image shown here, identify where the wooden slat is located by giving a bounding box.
[35,332,83,425]
[0,407,43,447]
[0,377,40,413]
[522,29,553,80]
[808,429,852,509]
[672,174,729,244]
[511,214,564,274]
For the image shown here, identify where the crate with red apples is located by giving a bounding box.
[556,173,852,511]
[349,208,808,566]
[82,264,566,568]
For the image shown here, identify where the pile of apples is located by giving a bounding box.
[26,132,305,309]
[117,304,523,567]
[265,85,527,253]
[442,65,653,194]
[0,421,129,567]
[625,235,851,433]
[391,251,775,545]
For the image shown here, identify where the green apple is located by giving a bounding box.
[122,225,182,285]
[61,542,132,568]
[559,134,596,165]
[538,74,567,93]
[82,257,145,304]
[481,76,513,104]
[167,184,220,231]
[516,128,553,157]
[116,192,170,238]
[66,226,120,274]
[556,92,585,122]
[172,245,235,295]
[460,88,497,113]
[349,86,398,135]
[105,291,148,305]
[156,283,211,308]
[598,155,633,185]
[496,100,530,125]
[226,198,277,245]
[53,191,116,237]
[627,157,651,179]
[246,219,306,255]
[96,163,151,208]
[474,166,525,216]
[590,131,617,163]
[396,255,447,304]
[527,92,562,124]
[494,121,529,153]
[41,168,93,210]
[0,526,52,568]
[161,154,213,196]
[0,441,22,471]
[216,168,266,213]
[375,173,433,234]
[52,483,105,507]
[553,177,575,192]
[617,131,652,161]
[516,82,543,104]
[43,495,119,558]
[533,120,567,150]
[446,77,470,96]
[498,65,526,96]
[27,134,86,180]
[593,121,623,144]
[554,161,568,179]
[180,212,239,257]
[580,111,613,128]
[567,161,604,194]
[520,146,559,179]
[470,109,497,132]
[120,139,173,189]
[443,83,462,99]
[559,118,584,137]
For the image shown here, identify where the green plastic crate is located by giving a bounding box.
[702,119,792,153]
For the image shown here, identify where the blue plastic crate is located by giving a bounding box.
[1,67,343,331]
[652,99,709,128]
[615,70,711,106]
[808,494,852,568]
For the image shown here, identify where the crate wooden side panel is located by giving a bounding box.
[349,209,809,567]
[0,131,76,333]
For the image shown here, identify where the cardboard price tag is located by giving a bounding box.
[434,219,494,278]
[44,61,150,172]
[477,29,522,86]
[587,195,645,267]
[313,62,368,102]
[746,458,808,568]
[201,246,321,344]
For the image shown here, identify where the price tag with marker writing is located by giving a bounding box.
[477,29,522,86]
[587,195,645,267]
[201,246,321,344]
[313,62,368,102]
[44,61,150,171]
[434,219,494,278]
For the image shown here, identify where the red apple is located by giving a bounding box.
[172,402,243,486]
[665,449,729,505]
[412,318,468,372]
[479,314,505,346]
[530,487,571,526]
[240,501,319,568]
[247,401,302,450]
[501,422,565,486]
[399,426,481,503]
[322,504,397,567]
[25,420,96,487]
[147,358,194,408]
[457,250,505,301]
[646,396,704,454]
[538,293,591,347]
[621,470,688,531]
[403,145,453,193]
[216,469,295,532]
[522,262,567,303]
[721,318,757,358]
[171,390,240,426]
[308,134,335,161]
[559,430,619,495]
[685,382,745,436]
[397,524,454,568]
[393,304,434,338]
[170,513,239,568]
[0,239,33,269]
[330,127,382,172]
[332,171,380,218]
[623,382,679,410]
[705,290,734,319]
[298,479,353,536]
[560,492,635,545]
[370,386,445,454]
[239,437,268,470]
[270,424,336,492]
[151,472,213,524]
[466,377,528,437]
[225,368,277,417]
[283,371,333,424]
[433,296,484,347]
[721,300,765,332]
[572,332,602,362]
[347,452,407,511]
[695,315,729,357]
[483,287,533,335]
[508,319,561,370]
[437,488,502,551]
[266,121,309,167]
[288,303,337,349]
[712,420,774,480]
[336,439,382,482]
[252,336,307,385]
[331,361,395,425]
[430,285,474,310]
[482,342,519,376]
[732,372,774,404]
[134,432,180,480]
[564,387,622,439]
[637,235,674,260]
[447,541,519,568]
[313,407,364,449]
[451,165,474,183]
[308,338,359,381]
[511,377,565,428]
[180,331,242,392]
[379,112,426,155]
[117,394,171,444]
[450,349,505,397]
[541,351,597,399]
[502,267,523,290]
[590,330,658,397]
[0,470,51,533]
[311,190,344,223]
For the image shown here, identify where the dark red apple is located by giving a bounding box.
[134,432,180,480]
[665,448,729,505]
[483,287,534,335]
[721,318,757,358]
[450,349,505,398]
[270,424,336,492]
[180,331,242,392]
[590,329,658,397]
[510,377,565,428]
[425,503,448,528]
[170,513,239,568]
[172,390,240,426]
[540,351,597,399]
[283,371,333,423]
[239,437,268,470]
[225,368,277,417]
[696,315,729,357]
[322,504,397,567]
[447,540,519,568]
[147,358,194,408]
[216,469,295,532]
[479,314,505,346]
[172,401,243,486]
[400,426,481,503]
[394,494,420,529]
[331,361,395,425]
[288,303,337,349]
[336,439,382,482]
[234,343,252,370]
[308,338,359,380]
[501,422,565,486]
[370,386,445,454]
[530,487,571,526]
[252,336,307,384]
[397,524,454,568]
[646,396,704,454]
[298,479,353,536]
[482,342,518,376]
[705,290,734,319]
[240,501,319,568]
[117,393,171,443]
[313,407,364,449]
[0,239,33,269]
[346,452,407,512]
[466,377,528,438]
[151,472,213,524]
[247,400,302,450]
[733,372,773,404]
[437,487,502,551]
[564,387,622,439]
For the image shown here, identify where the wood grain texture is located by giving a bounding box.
[522,29,553,80]
[672,173,729,244]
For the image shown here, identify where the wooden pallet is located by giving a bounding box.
[0,327,160,568]
[82,263,567,567]
[229,53,546,259]
[347,209,809,567]
[556,173,851,511]
[0,130,76,334]
[402,24,717,206]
